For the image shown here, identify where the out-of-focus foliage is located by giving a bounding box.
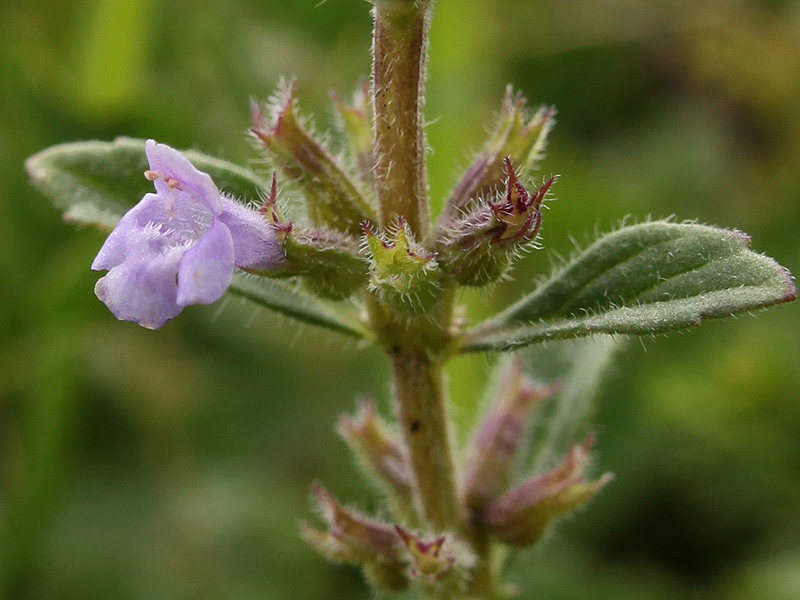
[1,0,798,599]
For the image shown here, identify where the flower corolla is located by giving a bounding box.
[92,139,284,329]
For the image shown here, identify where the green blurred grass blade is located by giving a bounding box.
[71,0,155,114]
[462,221,796,352]
[524,337,620,474]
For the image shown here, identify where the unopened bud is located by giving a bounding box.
[436,159,556,286]
[338,399,415,521]
[299,521,362,565]
[251,80,376,236]
[436,86,554,234]
[394,526,473,586]
[304,484,410,591]
[482,436,612,547]
[363,217,445,315]
[312,483,399,557]
[463,359,558,510]
[332,79,375,187]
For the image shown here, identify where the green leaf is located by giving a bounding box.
[26,137,269,230]
[462,221,796,352]
[227,273,370,339]
[26,138,370,339]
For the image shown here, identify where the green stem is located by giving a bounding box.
[369,2,496,596]
[390,342,458,532]
[372,1,431,238]
[469,522,495,598]
[367,286,461,534]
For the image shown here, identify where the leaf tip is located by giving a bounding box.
[25,150,47,185]
[777,267,798,305]
[729,229,752,246]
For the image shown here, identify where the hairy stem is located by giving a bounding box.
[372,2,431,238]
[367,285,460,534]
[469,522,495,598]
[369,2,497,596]
[390,344,458,532]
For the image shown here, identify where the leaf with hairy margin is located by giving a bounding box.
[227,273,369,338]
[462,221,796,352]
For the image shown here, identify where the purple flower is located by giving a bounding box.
[92,139,284,329]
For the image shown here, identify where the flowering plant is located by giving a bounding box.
[26,0,796,598]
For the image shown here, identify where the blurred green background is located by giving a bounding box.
[1,0,799,598]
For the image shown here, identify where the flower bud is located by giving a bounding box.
[299,521,362,565]
[436,86,554,234]
[481,436,612,547]
[251,80,376,236]
[463,359,558,510]
[436,159,556,286]
[363,217,445,315]
[312,483,399,556]
[303,483,410,591]
[394,526,474,587]
[338,400,415,521]
[332,79,374,188]
[395,526,453,580]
